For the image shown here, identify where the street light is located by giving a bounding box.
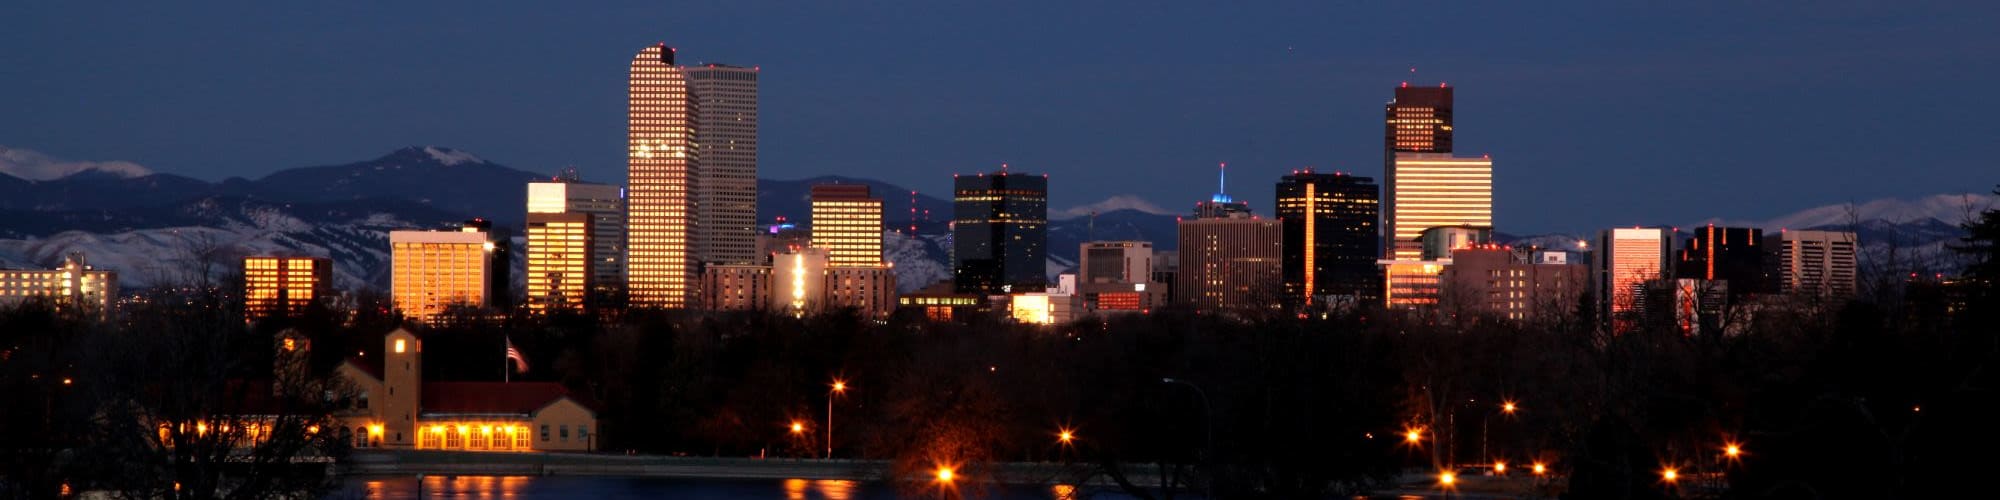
[1058,428,1075,445]
[936,466,955,483]
[1661,467,1679,483]
[827,379,846,459]
[1724,442,1742,459]
[790,421,805,435]
[1405,426,1425,445]
[1493,461,1507,474]
[1532,462,1547,475]
[1501,401,1517,414]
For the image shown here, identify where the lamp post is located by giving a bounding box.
[1160,377,1213,497]
[827,379,846,459]
[1485,400,1517,466]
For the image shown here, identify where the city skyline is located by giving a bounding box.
[4,3,1994,234]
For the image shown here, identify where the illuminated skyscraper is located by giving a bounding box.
[810,184,884,266]
[687,64,759,266]
[1596,227,1671,331]
[1675,225,1766,299]
[242,256,331,321]
[526,180,625,312]
[952,169,1048,294]
[627,43,698,308]
[1176,215,1283,312]
[1275,170,1380,307]
[391,223,504,322]
[1385,84,1454,161]
[1384,153,1492,260]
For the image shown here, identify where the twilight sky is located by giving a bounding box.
[3,1,1995,233]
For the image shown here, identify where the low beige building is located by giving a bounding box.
[336,328,599,452]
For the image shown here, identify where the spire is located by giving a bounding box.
[1211,162,1233,203]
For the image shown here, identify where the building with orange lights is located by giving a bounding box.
[1596,227,1671,331]
[526,179,625,312]
[699,264,773,311]
[0,252,116,315]
[1276,171,1380,309]
[1176,213,1283,313]
[335,328,598,452]
[811,184,885,267]
[952,170,1047,294]
[390,223,506,322]
[1674,225,1766,300]
[1384,153,1493,261]
[628,43,698,309]
[242,256,331,321]
[1386,84,1453,164]
[688,63,760,267]
[1078,241,1166,311]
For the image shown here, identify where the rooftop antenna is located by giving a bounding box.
[1088,211,1098,241]
[557,166,581,182]
[1218,162,1227,196]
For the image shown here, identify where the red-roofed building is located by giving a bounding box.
[335,328,598,452]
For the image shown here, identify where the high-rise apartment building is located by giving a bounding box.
[243,256,332,321]
[953,170,1048,294]
[391,224,505,322]
[1275,170,1381,306]
[1384,153,1493,260]
[811,184,885,266]
[687,64,759,266]
[1596,227,1671,331]
[1675,225,1765,299]
[526,180,626,312]
[627,43,698,309]
[0,252,117,314]
[1764,229,1857,299]
[1175,204,1284,312]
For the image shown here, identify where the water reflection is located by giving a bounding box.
[336,476,1115,499]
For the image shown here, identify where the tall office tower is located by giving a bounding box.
[628,42,699,309]
[952,169,1048,294]
[1596,227,1671,331]
[1383,153,1493,260]
[0,252,117,315]
[1276,170,1381,306]
[1764,229,1858,299]
[1194,163,1253,219]
[391,223,505,322]
[811,184,885,266]
[526,180,627,312]
[1386,84,1454,159]
[687,64,759,266]
[1176,215,1284,312]
[1675,225,1766,299]
[1079,241,1166,310]
[242,256,332,321]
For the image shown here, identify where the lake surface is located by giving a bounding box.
[332,476,1126,499]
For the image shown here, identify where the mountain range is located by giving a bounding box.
[0,145,1988,292]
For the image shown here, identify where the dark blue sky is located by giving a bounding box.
[4,1,1994,233]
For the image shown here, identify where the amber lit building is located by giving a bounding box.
[1386,84,1454,163]
[953,170,1047,294]
[1078,241,1166,311]
[390,224,504,322]
[335,328,598,452]
[1596,227,1671,331]
[1675,225,1766,299]
[526,179,626,312]
[1384,153,1492,260]
[826,265,896,319]
[1380,227,1491,310]
[628,43,698,309]
[700,264,772,312]
[0,252,117,314]
[242,256,331,321]
[1764,229,1858,299]
[1275,170,1380,307]
[1440,247,1588,322]
[687,63,760,266]
[811,184,885,267]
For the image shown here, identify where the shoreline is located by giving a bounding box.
[340,450,1163,487]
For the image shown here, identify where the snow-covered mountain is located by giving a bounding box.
[1693,193,1997,230]
[0,146,153,181]
[1054,195,1176,220]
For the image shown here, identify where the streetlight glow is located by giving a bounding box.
[1532,462,1548,475]
[1502,401,1517,414]
[1405,427,1424,444]
[1494,461,1507,474]
[1058,428,1075,444]
[832,380,846,393]
[1724,443,1742,458]
[1439,471,1456,486]
[936,466,955,483]
[790,421,804,434]
[1662,467,1679,482]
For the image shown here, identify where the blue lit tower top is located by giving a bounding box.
[1196,163,1252,219]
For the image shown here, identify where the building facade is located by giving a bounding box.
[1596,227,1672,331]
[952,170,1048,294]
[1385,84,1454,168]
[1175,217,1284,313]
[1764,229,1858,299]
[1276,171,1381,307]
[1674,225,1765,299]
[810,184,885,267]
[699,264,773,312]
[687,64,760,267]
[627,43,698,309]
[0,252,117,314]
[1078,241,1167,311]
[335,329,598,452]
[242,256,331,321]
[1440,247,1588,322]
[526,180,626,312]
[390,225,504,322]
[1384,153,1493,260]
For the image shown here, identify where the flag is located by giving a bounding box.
[506,337,528,374]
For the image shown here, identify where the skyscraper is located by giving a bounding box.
[810,184,884,266]
[952,169,1048,294]
[628,43,698,308]
[243,256,332,321]
[1383,153,1493,260]
[1385,84,1454,162]
[1195,163,1252,219]
[687,63,759,266]
[1276,170,1381,306]
[1764,229,1858,299]
[1675,225,1766,299]
[1596,227,1671,331]
[527,180,626,312]
[1176,215,1284,312]
[391,223,505,322]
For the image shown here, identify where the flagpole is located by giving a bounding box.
[504,337,510,384]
